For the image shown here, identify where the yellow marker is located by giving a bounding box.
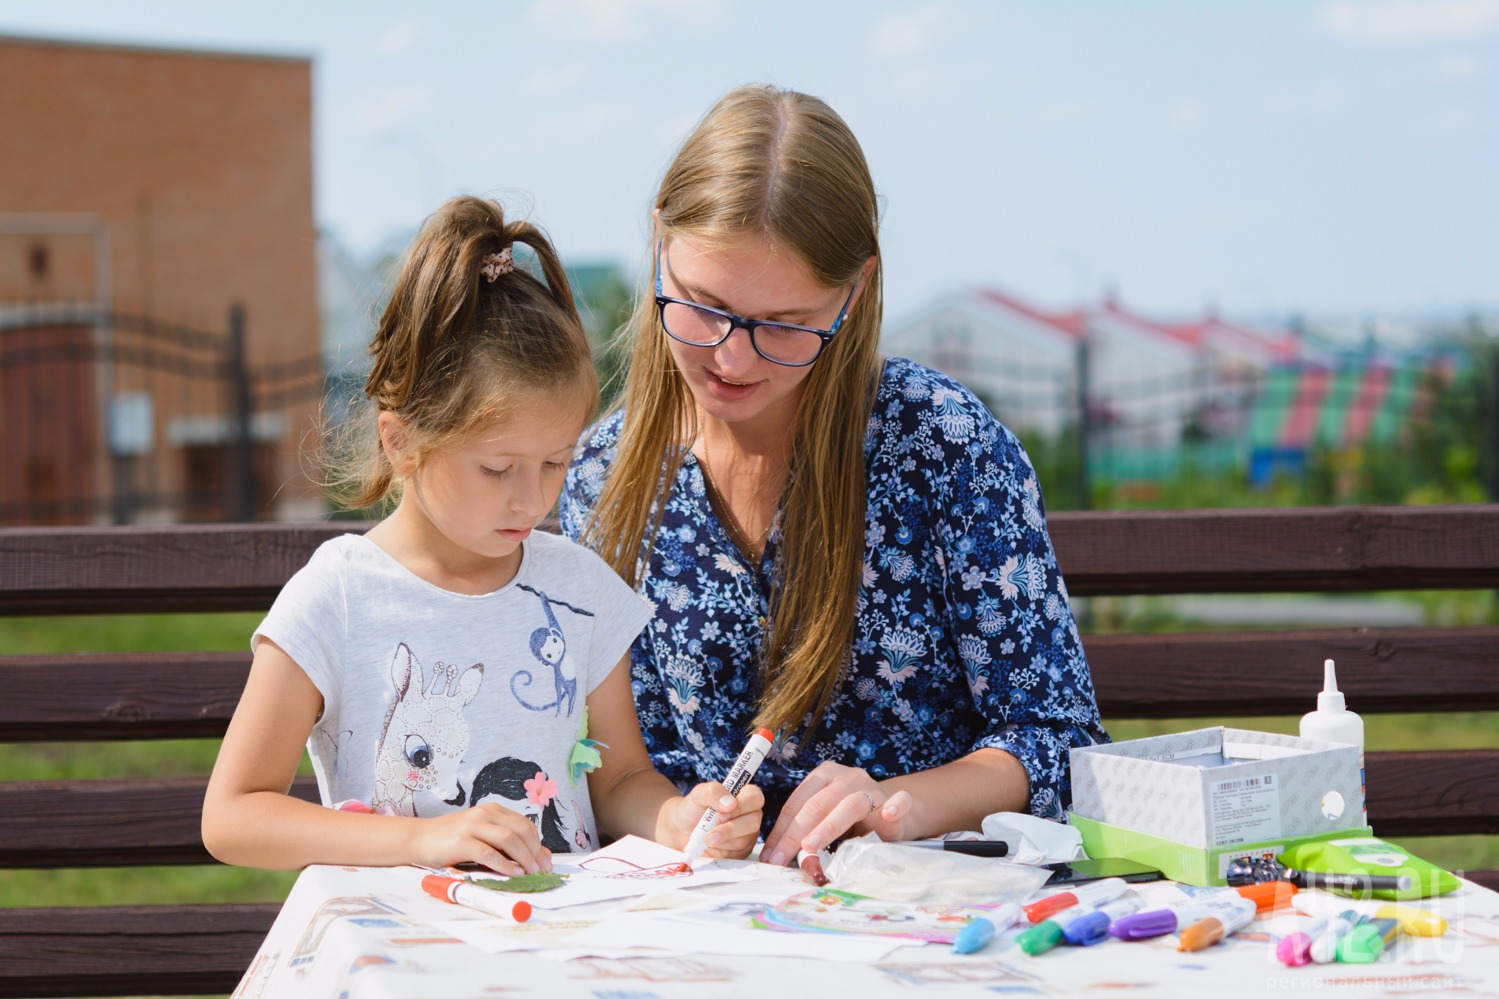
[1376,904,1447,937]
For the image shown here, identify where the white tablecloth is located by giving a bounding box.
[233,862,1499,998]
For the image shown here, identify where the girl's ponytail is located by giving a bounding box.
[336,196,595,511]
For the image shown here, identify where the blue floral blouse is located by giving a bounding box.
[559,356,1108,824]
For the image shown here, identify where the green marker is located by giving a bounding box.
[1017,904,1094,956]
[1337,916,1400,963]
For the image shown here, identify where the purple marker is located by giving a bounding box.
[1108,892,1248,941]
[1062,894,1144,945]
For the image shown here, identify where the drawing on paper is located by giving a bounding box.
[756,888,995,944]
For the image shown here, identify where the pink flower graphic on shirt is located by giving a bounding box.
[525,772,558,808]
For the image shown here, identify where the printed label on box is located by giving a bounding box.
[1209,774,1281,845]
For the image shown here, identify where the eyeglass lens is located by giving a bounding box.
[660,301,823,365]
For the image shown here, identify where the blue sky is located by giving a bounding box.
[3,0,1495,325]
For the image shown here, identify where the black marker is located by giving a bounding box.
[898,839,1011,858]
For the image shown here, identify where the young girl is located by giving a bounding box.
[202,195,762,874]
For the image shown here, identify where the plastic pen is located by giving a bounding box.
[951,902,1024,954]
[1109,891,1251,941]
[900,839,1012,858]
[421,874,532,923]
[1337,916,1401,963]
[683,727,774,865]
[1024,877,1128,923]
[1308,909,1360,964]
[1283,866,1412,895]
[1275,917,1326,967]
[1061,894,1145,946]
[1017,902,1102,956]
[1177,895,1257,952]
[1291,892,1448,937]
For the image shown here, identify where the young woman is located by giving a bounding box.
[560,86,1107,869]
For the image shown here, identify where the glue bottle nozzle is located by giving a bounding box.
[1318,659,1345,711]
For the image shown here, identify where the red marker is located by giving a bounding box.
[1024,877,1128,924]
[422,874,532,923]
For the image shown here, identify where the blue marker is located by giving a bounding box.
[951,902,1024,955]
[1062,893,1145,946]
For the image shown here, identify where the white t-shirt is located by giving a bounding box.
[254,531,653,854]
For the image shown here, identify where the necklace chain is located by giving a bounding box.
[698,455,773,561]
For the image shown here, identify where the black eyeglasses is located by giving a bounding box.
[653,239,855,367]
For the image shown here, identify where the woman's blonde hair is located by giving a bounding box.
[337,195,596,509]
[582,85,883,739]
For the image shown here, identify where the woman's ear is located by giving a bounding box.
[377,411,417,478]
[847,254,878,314]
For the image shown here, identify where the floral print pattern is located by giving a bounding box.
[560,357,1108,823]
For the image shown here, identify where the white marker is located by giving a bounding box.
[421,874,531,923]
[683,727,774,864]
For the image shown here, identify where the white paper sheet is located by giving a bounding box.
[456,835,758,910]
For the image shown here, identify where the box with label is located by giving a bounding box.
[1068,727,1364,884]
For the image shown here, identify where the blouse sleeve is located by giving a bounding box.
[918,379,1108,820]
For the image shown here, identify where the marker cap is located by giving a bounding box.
[1336,919,1398,964]
[1376,904,1447,937]
[951,917,996,955]
[1234,880,1297,913]
[1178,917,1226,952]
[1108,908,1180,940]
[1276,931,1314,967]
[1017,920,1065,956]
[1062,910,1113,946]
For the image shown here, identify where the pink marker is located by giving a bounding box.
[1276,919,1326,967]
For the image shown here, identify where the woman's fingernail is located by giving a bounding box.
[720,795,737,810]
[804,834,822,852]
[765,850,785,867]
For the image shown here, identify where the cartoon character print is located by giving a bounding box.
[468,756,571,852]
[371,642,482,816]
[509,585,594,717]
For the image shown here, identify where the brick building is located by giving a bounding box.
[0,34,322,523]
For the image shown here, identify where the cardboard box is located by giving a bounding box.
[1068,727,1366,885]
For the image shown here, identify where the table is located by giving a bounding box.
[234,860,1499,998]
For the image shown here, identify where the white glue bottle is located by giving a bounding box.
[1300,658,1366,826]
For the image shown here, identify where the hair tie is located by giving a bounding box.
[480,247,515,282]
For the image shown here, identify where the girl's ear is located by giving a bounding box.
[377,411,417,478]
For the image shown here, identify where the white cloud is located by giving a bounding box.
[1320,0,1499,43]
[1436,52,1491,80]
[867,1,961,60]
[1031,99,1099,128]
[1421,103,1487,136]
[525,0,726,44]
[369,17,422,56]
[1170,97,1204,130]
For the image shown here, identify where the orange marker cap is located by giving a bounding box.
[1234,880,1297,913]
[1178,917,1225,952]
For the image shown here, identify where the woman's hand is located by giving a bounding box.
[658,782,767,859]
[409,803,552,876]
[759,761,914,867]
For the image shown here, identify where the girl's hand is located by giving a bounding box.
[759,761,914,868]
[410,803,552,875]
[659,782,766,859]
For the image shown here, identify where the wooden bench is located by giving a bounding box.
[0,504,1495,997]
